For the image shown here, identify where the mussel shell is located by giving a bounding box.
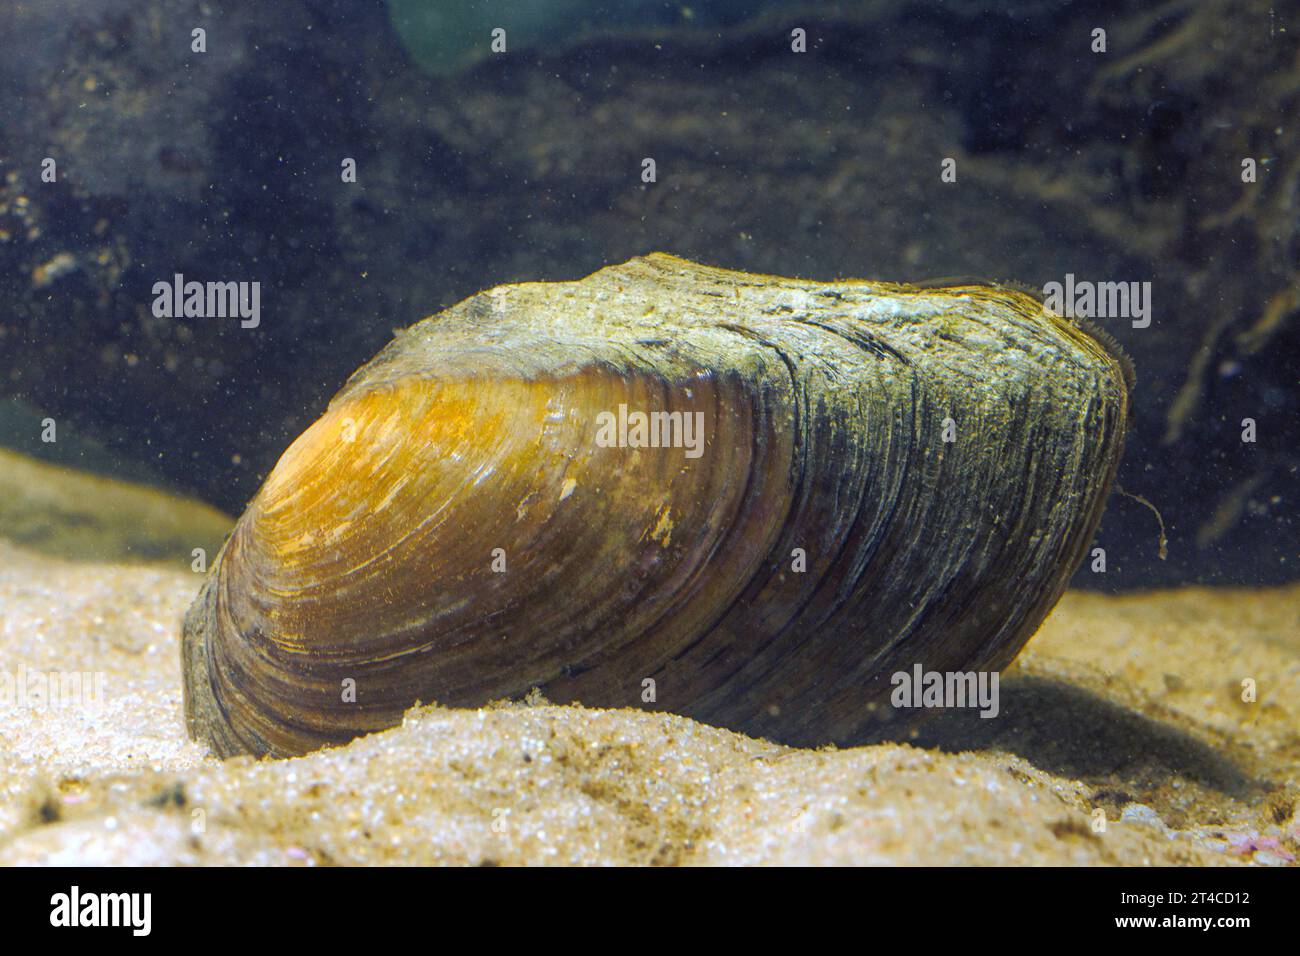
[183,254,1129,758]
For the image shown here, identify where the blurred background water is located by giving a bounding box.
[0,0,1295,588]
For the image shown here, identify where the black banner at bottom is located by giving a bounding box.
[0,865,1280,941]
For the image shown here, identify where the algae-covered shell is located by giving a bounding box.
[182,253,1129,758]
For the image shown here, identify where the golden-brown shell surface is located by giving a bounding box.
[183,254,1129,758]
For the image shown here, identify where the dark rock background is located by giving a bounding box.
[0,0,1295,589]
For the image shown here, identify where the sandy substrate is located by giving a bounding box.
[1,529,1296,866]
[0,452,1296,865]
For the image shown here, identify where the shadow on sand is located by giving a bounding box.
[875,674,1260,804]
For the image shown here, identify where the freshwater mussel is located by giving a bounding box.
[182,253,1130,758]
